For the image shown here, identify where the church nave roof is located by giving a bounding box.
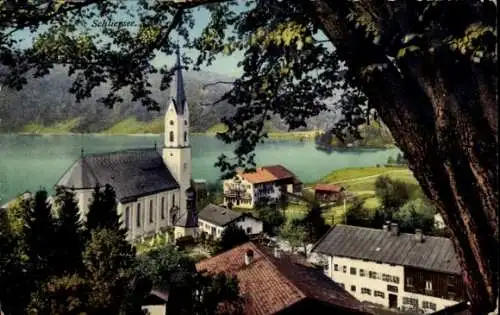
[56,148,179,203]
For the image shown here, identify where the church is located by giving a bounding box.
[57,49,198,241]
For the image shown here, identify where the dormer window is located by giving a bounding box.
[170,120,174,125]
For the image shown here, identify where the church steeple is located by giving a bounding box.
[171,47,186,115]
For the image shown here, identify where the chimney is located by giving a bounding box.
[274,247,281,258]
[415,229,424,242]
[390,223,399,236]
[245,249,254,265]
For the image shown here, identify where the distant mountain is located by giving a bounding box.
[0,66,340,134]
[0,66,238,133]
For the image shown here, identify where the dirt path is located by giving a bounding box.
[331,169,410,185]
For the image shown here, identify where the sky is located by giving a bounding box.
[12,1,246,77]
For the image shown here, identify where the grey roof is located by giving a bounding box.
[198,204,244,227]
[171,47,186,115]
[174,210,198,228]
[312,224,461,274]
[56,148,179,203]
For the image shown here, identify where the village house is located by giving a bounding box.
[195,242,374,315]
[223,165,303,209]
[312,223,465,314]
[313,183,345,203]
[197,204,263,238]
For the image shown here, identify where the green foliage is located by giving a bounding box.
[216,224,250,254]
[255,202,286,236]
[82,228,142,314]
[393,198,436,234]
[136,244,195,292]
[374,176,411,217]
[300,205,329,244]
[85,184,123,234]
[53,186,84,275]
[27,274,89,314]
[22,190,57,282]
[192,272,244,315]
[278,219,307,253]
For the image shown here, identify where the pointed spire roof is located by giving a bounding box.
[171,47,187,115]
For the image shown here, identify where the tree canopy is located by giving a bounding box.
[0,0,497,312]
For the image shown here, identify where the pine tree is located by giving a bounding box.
[53,186,84,275]
[301,205,329,243]
[23,190,57,282]
[85,184,123,233]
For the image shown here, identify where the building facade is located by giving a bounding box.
[312,224,465,314]
[223,165,302,209]
[197,204,263,238]
[56,49,197,241]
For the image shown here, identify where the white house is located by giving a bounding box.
[223,165,302,209]
[197,204,263,238]
[312,223,465,314]
[56,48,197,241]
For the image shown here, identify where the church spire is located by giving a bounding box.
[171,46,186,115]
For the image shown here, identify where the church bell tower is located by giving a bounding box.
[162,48,192,218]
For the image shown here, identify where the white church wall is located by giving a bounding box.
[120,189,181,241]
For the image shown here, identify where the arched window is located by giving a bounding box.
[149,200,154,223]
[170,120,174,125]
[161,197,165,220]
[136,204,141,227]
[184,131,188,143]
[184,120,187,125]
[169,131,174,142]
[172,194,175,206]
[125,207,130,229]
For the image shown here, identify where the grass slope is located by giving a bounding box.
[306,166,419,225]
[103,117,164,134]
[21,118,81,133]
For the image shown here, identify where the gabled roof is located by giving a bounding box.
[196,242,373,315]
[56,148,179,203]
[198,204,246,227]
[314,183,344,193]
[312,224,461,274]
[238,165,300,184]
[170,47,186,115]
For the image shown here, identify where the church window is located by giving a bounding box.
[184,131,187,142]
[161,197,165,219]
[172,214,177,225]
[172,194,175,206]
[149,200,154,223]
[125,207,130,229]
[169,131,174,142]
[184,120,187,125]
[183,163,187,170]
[136,204,141,227]
[170,120,174,125]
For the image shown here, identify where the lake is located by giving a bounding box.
[0,134,401,203]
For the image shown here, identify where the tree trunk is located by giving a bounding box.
[309,1,498,313]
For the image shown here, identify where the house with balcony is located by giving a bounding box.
[312,223,466,314]
[197,204,263,239]
[314,183,345,203]
[223,165,303,209]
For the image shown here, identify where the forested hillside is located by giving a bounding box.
[0,66,342,134]
[0,66,238,133]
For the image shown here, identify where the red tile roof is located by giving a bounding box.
[238,165,301,185]
[314,183,344,193]
[196,242,372,315]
